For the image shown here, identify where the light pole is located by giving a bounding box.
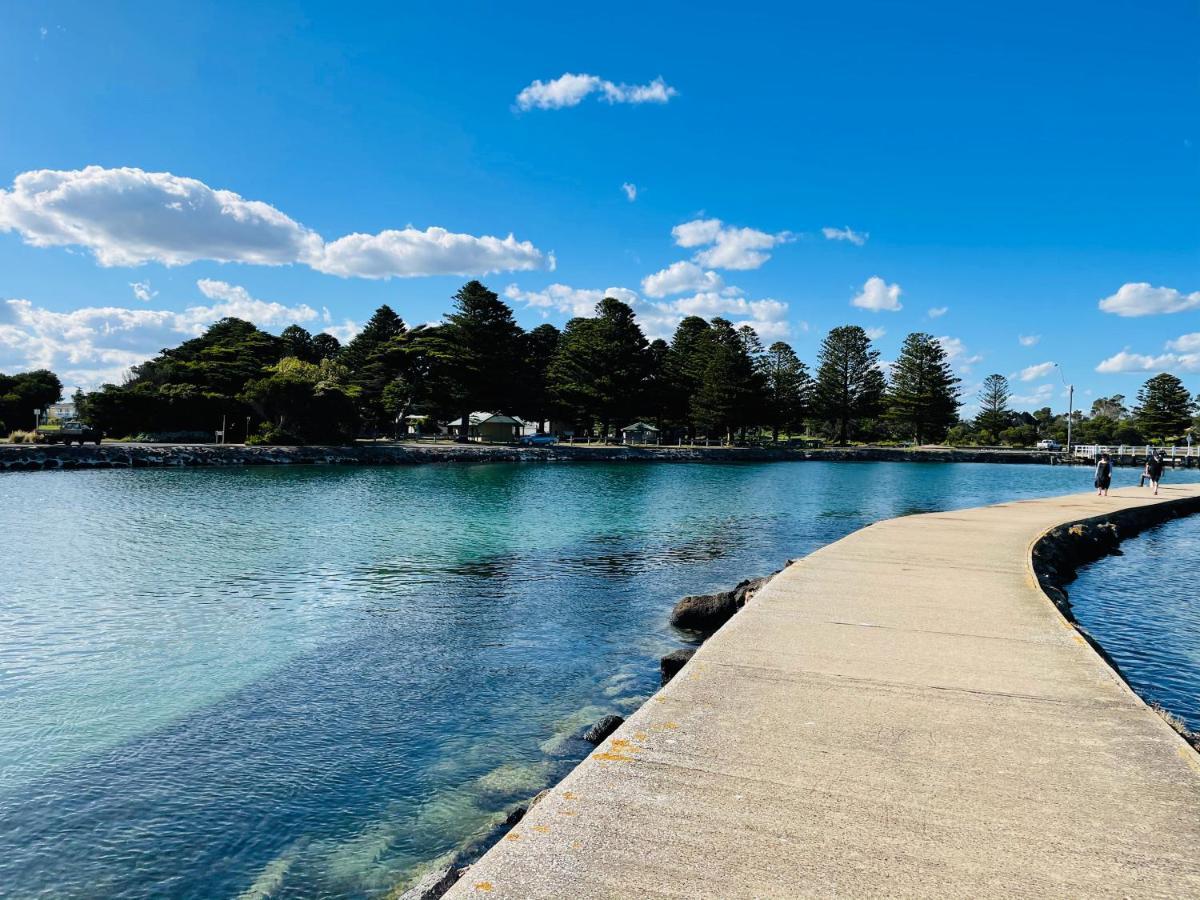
[1054,363,1074,456]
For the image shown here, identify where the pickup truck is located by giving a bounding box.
[1035,439,1061,451]
[36,421,103,446]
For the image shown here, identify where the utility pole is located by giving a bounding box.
[1054,363,1074,458]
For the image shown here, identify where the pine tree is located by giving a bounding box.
[691,318,757,442]
[975,374,1012,442]
[1134,373,1195,442]
[339,305,408,432]
[813,326,886,444]
[664,316,712,438]
[886,332,961,444]
[762,342,813,441]
[517,323,562,432]
[546,297,649,438]
[422,281,524,439]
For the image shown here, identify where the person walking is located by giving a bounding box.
[1094,452,1113,496]
[1146,450,1165,496]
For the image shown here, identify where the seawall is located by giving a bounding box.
[0,442,1054,472]
[445,485,1200,898]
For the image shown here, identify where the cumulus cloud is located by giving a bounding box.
[314,228,549,279]
[621,182,637,202]
[0,166,552,279]
[640,261,724,298]
[927,306,948,318]
[1095,336,1200,373]
[1098,282,1200,317]
[822,226,868,246]
[504,283,639,319]
[935,336,983,372]
[1016,361,1056,382]
[0,281,330,391]
[503,281,793,342]
[639,290,792,341]
[1019,334,1041,347]
[671,217,793,270]
[1011,384,1055,406]
[515,74,677,111]
[864,326,886,340]
[851,276,902,312]
[130,281,157,302]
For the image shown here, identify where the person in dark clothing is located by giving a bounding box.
[1146,451,1165,496]
[1094,452,1113,496]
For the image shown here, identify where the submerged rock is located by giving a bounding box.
[660,648,696,685]
[582,714,624,745]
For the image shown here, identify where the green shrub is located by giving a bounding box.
[246,423,303,446]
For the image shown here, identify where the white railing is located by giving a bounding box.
[1074,444,1198,461]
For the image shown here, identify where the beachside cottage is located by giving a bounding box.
[621,421,660,445]
[446,412,524,443]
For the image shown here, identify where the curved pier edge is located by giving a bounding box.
[1029,494,1200,749]
[439,485,1200,899]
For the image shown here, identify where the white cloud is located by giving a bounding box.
[1019,334,1041,347]
[0,282,322,391]
[639,290,791,342]
[864,326,886,340]
[927,306,948,318]
[1098,282,1200,317]
[0,166,552,279]
[1166,332,1200,353]
[0,166,323,267]
[321,308,360,343]
[130,281,156,302]
[935,335,983,373]
[1016,361,1056,382]
[640,261,724,298]
[851,276,902,312]
[515,73,677,111]
[621,182,637,202]
[1011,383,1055,406]
[670,217,793,271]
[314,227,549,279]
[821,226,868,246]
[504,283,638,319]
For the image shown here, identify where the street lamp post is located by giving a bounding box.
[1054,363,1073,457]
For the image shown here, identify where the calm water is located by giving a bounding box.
[1070,514,1200,732]
[1,460,1196,898]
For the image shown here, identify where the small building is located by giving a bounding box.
[46,401,77,422]
[447,412,524,443]
[621,421,660,445]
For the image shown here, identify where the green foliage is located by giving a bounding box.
[422,281,524,431]
[975,374,1012,442]
[240,357,358,444]
[1134,373,1195,442]
[886,333,961,444]
[762,342,813,441]
[547,297,650,434]
[690,318,761,439]
[0,369,63,431]
[516,323,562,429]
[813,326,886,444]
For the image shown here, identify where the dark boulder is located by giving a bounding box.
[660,647,696,685]
[669,574,772,632]
[582,714,624,745]
[397,865,463,900]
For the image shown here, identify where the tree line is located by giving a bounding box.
[6,280,1198,446]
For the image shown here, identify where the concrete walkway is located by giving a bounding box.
[448,486,1200,898]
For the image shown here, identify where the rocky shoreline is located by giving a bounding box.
[0,442,1056,472]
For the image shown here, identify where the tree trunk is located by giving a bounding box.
[457,409,471,443]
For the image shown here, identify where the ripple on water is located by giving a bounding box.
[3,461,1200,897]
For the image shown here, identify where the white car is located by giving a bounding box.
[1035,439,1061,451]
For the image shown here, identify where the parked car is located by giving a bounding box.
[36,421,103,446]
[1035,439,1061,451]
[519,433,558,446]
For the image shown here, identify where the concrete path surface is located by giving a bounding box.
[447,485,1200,898]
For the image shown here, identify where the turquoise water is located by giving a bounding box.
[1,460,1196,898]
[1070,514,1200,732]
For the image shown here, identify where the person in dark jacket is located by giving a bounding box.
[1146,450,1165,496]
[1094,452,1113,496]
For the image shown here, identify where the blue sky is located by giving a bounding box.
[0,0,1196,413]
